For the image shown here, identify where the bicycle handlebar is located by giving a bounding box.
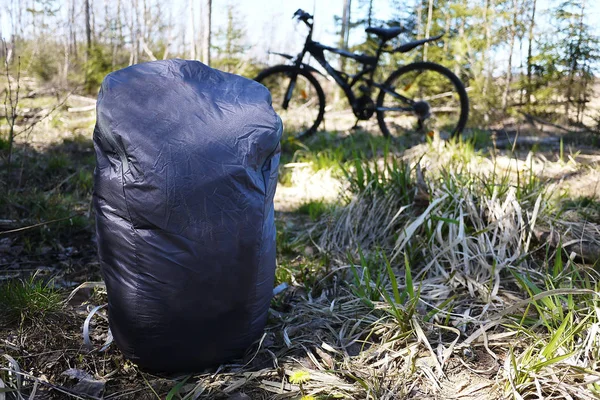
[293,9,313,25]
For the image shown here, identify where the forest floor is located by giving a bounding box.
[1,81,600,399]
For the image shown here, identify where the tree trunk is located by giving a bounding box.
[501,0,518,113]
[129,0,139,65]
[443,13,450,56]
[526,0,537,108]
[143,0,150,44]
[85,0,92,51]
[85,0,92,70]
[189,0,196,59]
[134,0,140,63]
[31,0,36,38]
[416,0,423,40]
[424,0,434,61]
[91,0,96,45]
[518,36,524,106]
[455,2,466,76]
[112,0,122,67]
[200,0,212,65]
[163,5,173,59]
[18,0,24,38]
[63,32,70,83]
[70,0,77,59]
[565,0,586,122]
[338,0,351,72]
[482,0,494,124]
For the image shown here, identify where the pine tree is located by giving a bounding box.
[213,3,248,73]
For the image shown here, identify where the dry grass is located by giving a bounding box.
[2,110,600,398]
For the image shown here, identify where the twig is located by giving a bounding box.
[519,111,578,134]
[67,104,95,113]
[46,172,78,195]
[68,94,97,104]
[139,38,157,61]
[140,373,161,400]
[104,388,151,399]
[3,39,20,192]
[14,86,80,140]
[0,215,83,236]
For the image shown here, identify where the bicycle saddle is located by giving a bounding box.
[365,27,404,41]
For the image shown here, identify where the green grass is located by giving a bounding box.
[561,196,600,222]
[277,130,402,185]
[47,153,71,173]
[296,199,334,221]
[343,149,414,199]
[0,277,63,324]
[275,219,298,256]
[0,135,94,247]
[461,128,493,149]
[0,190,89,244]
[295,147,347,172]
[349,248,420,333]
[503,260,600,398]
[74,169,94,193]
[18,96,62,110]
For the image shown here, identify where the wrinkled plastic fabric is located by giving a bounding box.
[93,59,282,373]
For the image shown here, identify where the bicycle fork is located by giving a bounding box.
[282,73,298,110]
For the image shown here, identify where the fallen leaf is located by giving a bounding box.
[62,368,105,398]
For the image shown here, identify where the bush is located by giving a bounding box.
[85,45,117,93]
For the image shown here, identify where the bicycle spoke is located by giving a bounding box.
[377,64,467,138]
[256,67,324,138]
[283,77,297,109]
[380,87,415,105]
[376,106,413,112]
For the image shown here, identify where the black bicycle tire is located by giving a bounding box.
[376,61,469,138]
[255,65,326,140]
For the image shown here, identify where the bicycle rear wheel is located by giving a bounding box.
[376,62,469,138]
[255,65,325,140]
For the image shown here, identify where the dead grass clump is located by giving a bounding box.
[310,139,600,398]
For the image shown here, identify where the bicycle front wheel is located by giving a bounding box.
[376,62,469,138]
[255,65,325,140]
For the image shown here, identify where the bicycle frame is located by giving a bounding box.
[289,19,415,117]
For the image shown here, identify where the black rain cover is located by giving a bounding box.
[93,59,282,372]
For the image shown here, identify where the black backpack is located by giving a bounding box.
[93,59,281,372]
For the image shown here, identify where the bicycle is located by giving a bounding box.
[254,9,469,140]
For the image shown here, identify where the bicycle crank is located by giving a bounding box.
[355,95,376,120]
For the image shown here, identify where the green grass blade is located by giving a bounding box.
[553,247,563,278]
[404,252,414,300]
[166,376,191,400]
[533,352,574,370]
[384,253,401,304]
[541,312,571,359]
